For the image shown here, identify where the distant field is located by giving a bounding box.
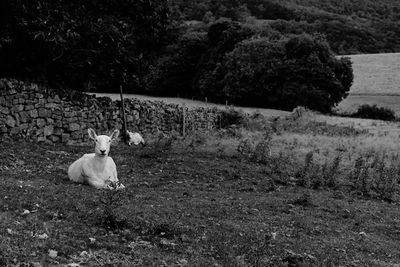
[91,52,400,116]
[336,94,400,114]
[342,53,400,95]
[337,52,400,114]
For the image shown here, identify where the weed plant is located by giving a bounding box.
[97,180,127,229]
[349,152,399,201]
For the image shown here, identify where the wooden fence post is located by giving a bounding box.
[119,85,128,144]
[182,103,186,137]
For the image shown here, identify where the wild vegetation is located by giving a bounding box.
[2,109,400,266]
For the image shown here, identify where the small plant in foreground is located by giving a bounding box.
[297,151,315,187]
[322,154,342,188]
[97,180,127,229]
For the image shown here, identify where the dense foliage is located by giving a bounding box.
[0,0,172,91]
[170,0,400,54]
[147,19,353,112]
[352,104,396,121]
[5,0,400,112]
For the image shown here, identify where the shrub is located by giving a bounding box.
[187,131,208,150]
[349,152,400,201]
[152,131,180,152]
[321,154,342,188]
[247,111,268,131]
[145,30,208,97]
[220,108,248,128]
[296,151,327,189]
[352,104,396,121]
[251,133,273,164]
[297,151,315,187]
[196,18,256,100]
[200,34,353,113]
[237,138,255,159]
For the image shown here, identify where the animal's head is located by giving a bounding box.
[88,128,120,157]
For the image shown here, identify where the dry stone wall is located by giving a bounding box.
[0,79,221,144]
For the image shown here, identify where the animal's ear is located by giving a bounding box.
[110,129,120,142]
[88,128,97,141]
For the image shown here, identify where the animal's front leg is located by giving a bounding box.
[106,177,126,190]
[86,178,108,189]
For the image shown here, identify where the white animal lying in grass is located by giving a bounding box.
[68,128,125,190]
[126,130,145,146]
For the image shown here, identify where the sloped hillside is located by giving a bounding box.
[170,0,400,54]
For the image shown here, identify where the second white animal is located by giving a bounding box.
[127,131,145,146]
[68,128,125,189]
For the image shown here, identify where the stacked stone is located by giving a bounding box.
[0,78,221,144]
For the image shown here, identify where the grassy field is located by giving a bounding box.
[3,53,399,266]
[341,53,400,96]
[2,110,400,266]
[336,52,400,115]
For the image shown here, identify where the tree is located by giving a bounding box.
[194,18,256,99]
[200,34,353,113]
[145,30,208,97]
[0,0,172,92]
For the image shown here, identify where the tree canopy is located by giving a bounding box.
[4,0,390,113]
[0,0,172,91]
[147,19,353,113]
